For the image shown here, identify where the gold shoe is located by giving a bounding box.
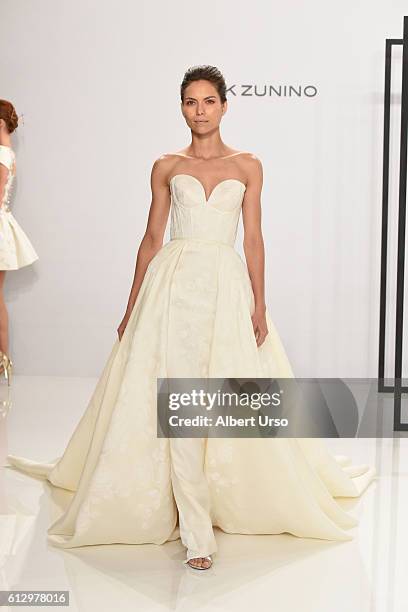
[0,351,13,386]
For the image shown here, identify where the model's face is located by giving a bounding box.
[181,80,226,132]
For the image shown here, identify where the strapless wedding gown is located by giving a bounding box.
[0,145,39,270]
[4,173,376,562]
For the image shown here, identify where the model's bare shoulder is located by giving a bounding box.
[236,152,263,187]
[238,151,263,166]
[150,154,177,188]
[152,153,178,170]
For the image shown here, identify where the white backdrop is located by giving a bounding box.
[0,0,406,378]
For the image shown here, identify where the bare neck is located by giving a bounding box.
[0,134,12,147]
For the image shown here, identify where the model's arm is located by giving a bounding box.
[241,155,268,347]
[117,157,171,340]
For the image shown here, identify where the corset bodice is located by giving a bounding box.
[169,174,246,247]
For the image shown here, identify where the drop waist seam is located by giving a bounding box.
[169,237,235,249]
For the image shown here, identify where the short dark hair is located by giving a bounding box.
[180,65,227,104]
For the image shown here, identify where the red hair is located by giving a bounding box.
[0,100,18,133]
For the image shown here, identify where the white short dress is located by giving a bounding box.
[0,145,39,270]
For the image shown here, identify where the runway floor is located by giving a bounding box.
[0,375,407,612]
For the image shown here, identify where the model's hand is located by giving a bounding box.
[117,313,130,341]
[251,308,268,347]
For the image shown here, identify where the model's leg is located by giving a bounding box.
[0,271,8,356]
[170,436,217,567]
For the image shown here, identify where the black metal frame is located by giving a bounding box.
[378,17,408,431]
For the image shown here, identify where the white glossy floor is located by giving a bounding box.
[0,376,407,612]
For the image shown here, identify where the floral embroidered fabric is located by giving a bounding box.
[5,174,375,552]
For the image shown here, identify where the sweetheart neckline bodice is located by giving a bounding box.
[169,173,244,246]
[170,173,246,205]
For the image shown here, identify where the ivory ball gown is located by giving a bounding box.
[0,145,39,269]
[4,172,376,563]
